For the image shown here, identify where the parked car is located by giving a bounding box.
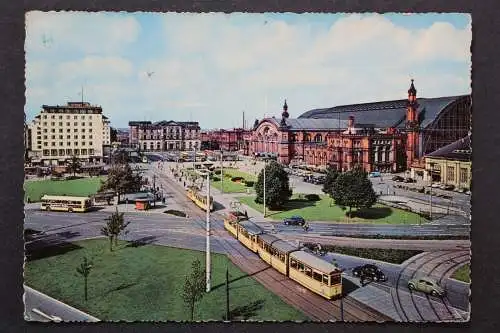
[313,176,326,185]
[392,176,404,182]
[352,264,387,282]
[404,178,416,183]
[408,276,445,297]
[283,216,306,226]
[369,171,381,178]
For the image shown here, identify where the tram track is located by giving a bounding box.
[149,167,390,322]
[392,250,469,322]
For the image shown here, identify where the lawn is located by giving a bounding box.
[451,264,470,283]
[24,177,106,202]
[210,168,257,194]
[24,238,308,321]
[238,194,426,224]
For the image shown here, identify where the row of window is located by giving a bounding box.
[446,166,470,183]
[40,135,93,140]
[257,240,286,263]
[39,128,94,133]
[42,148,95,156]
[38,141,93,147]
[42,114,93,120]
[41,122,94,127]
[290,259,341,286]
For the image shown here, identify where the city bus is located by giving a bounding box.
[40,195,93,213]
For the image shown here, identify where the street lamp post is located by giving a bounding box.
[204,170,211,292]
[263,157,267,218]
[220,150,224,194]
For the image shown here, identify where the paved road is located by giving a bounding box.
[24,286,100,322]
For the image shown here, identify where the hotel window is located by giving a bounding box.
[89,128,92,133]
[59,135,63,139]
[67,135,71,139]
[82,122,85,126]
[89,141,93,145]
[75,142,78,146]
[81,115,85,119]
[51,129,55,133]
[51,135,55,139]
[66,149,72,155]
[51,142,55,146]
[51,122,55,126]
[59,149,65,155]
[51,115,55,119]
[74,128,78,132]
[43,122,47,126]
[43,115,47,119]
[89,135,93,139]
[74,122,78,126]
[74,115,78,119]
[43,149,49,156]
[37,145,42,149]
[59,142,63,146]
[66,122,70,126]
[82,142,86,146]
[459,168,468,184]
[43,135,47,139]
[43,142,48,146]
[89,149,94,155]
[74,149,80,155]
[81,149,87,155]
[59,129,63,133]
[82,129,85,133]
[43,129,47,133]
[446,166,455,182]
[66,115,70,119]
[67,129,71,133]
[74,135,78,139]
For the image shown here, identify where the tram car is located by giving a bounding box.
[225,215,342,300]
[186,186,214,212]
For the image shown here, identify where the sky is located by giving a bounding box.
[25,12,471,130]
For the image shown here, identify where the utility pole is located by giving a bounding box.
[429,185,433,220]
[205,171,211,292]
[152,174,156,207]
[220,150,224,193]
[263,157,267,218]
[225,266,230,320]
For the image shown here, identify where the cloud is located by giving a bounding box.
[25,12,471,129]
[25,11,140,55]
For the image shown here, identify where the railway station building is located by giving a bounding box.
[250,80,471,173]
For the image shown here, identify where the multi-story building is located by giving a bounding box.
[27,102,111,166]
[200,128,253,152]
[128,120,201,151]
[250,80,472,173]
[422,135,471,189]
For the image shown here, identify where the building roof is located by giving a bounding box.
[298,95,470,130]
[290,250,340,274]
[129,121,152,126]
[426,135,471,161]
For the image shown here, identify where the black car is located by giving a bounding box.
[352,264,387,282]
[392,176,404,182]
[283,216,306,226]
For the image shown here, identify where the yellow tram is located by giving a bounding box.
[186,186,214,212]
[225,214,343,300]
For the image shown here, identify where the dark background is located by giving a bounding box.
[1,0,496,332]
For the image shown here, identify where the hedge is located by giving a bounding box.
[245,181,255,187]
[304,194,321,201]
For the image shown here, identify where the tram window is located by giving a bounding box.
[323,274,330,286]
[330,274,341,285]
[290,259,297,269]
[304,267,312,277]
[298,262,305,272]
[279,253,285,262]
[313,271,323,282]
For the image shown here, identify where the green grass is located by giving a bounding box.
[238,194,426,224]
[451,264,470,283]
[210,168,257,194]
[24,177,106,202]
[24,238,308,321]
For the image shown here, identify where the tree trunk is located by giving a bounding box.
[84,277,88,301]
[226,267,230,320]
[110,236,113,252]
[191,300,195,321]
[115,235,118,247]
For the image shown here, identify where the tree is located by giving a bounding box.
[182,259,206,321]
[67,155,81,176]
[113,149,129,165]
[254,161,292,209]
[101,208,130,251]
[76,256,93,301]
[331,167,377,218]
[110,127,118,143]
[322,166,340,197]
[99,163,144,203]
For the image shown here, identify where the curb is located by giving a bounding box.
[24,285,100,322]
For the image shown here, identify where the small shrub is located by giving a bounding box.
[212,176,220,182]
[304,194,321,201]
[224,173,232,178]
[231,176,244,183]
[245,181,254,187]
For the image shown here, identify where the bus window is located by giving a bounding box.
[313,271,323,282]
[330,273,341,285]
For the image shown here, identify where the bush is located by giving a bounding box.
[245,181,254,187]
[212,176,220,182]
[231,177,245,183]
[304,194,321,201]
[224,173,232,178]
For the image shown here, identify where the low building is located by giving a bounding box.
[128,120,201,151]
[27,101,111,166]
[200,128,252,153]
[423,135,471,190]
